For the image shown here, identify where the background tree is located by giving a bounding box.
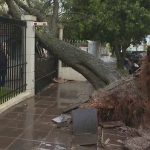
[61,0,150,68]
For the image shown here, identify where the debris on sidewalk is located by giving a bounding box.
[62,98,89,113]
[104,138,110,145]
[62,103,81,113]
[52,114,71,127]
[117,139,124,144]
[72,134,98,146]
[38,142,67,150]
[138,129,150,141]
[116,126,140,137]
[100,121,125,128]
[72,108,97,135]
[72,108,98,146]
[124,137,150,150]
[53,77,68,84]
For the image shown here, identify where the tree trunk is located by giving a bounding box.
[36,31,121,89]
[51,0,59,37]
[114,45,126,69]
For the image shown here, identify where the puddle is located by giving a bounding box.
[56,81,93,108]
[38,142,67,150]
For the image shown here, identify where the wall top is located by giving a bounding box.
[21,15,37,21]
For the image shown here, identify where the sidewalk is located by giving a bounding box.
[0,81,125,150]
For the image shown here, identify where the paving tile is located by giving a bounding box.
[0,118,14,128]
[0,127,23,138]
[6,119,32,129]
[35,101,56,108]
[43,107,63,115]
[37,114,57,123]
[38,142,67,150]
[1,112,19,120]
[11,105,28,113]
[0,136,16,149]
[39,86,58,97]
[16,113,40,121]
[7,139,40,150]
[34,96,58,103]
[72,134,97,146]
[71,145,97,150]
[46,128,72,147]
[20,128,48,141]
[28,121,54,132]
[29,107,47,115]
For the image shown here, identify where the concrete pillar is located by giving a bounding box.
[58,24,64,78]
[21,15,36,96]
[88,40,97,56]
[58,24,64,40]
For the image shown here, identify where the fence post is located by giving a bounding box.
[21,15,36,96]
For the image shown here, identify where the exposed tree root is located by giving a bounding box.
[84,47,150,128]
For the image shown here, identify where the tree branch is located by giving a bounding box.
[5,0,21,19]
[40,0,53,14]
[13,0,46,21]
[51,0,59,36]
[26,0,32,7]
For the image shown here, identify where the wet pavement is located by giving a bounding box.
[0,81,125,150]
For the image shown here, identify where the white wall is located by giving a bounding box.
[58,41,101,81]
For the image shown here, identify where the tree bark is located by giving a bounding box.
[51,0,59,36]
[36,31,121,89]
[114,45,126,69]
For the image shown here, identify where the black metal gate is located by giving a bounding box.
[35,42,58,94]
[0,17,26,104]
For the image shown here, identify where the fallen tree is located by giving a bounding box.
[3,0,150,128]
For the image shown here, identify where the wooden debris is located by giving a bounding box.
[100,121,125,128]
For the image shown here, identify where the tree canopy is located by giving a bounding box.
[62,0,150,67]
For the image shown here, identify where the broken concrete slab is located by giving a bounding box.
[52,114,71,123]
[71,145,97,150]
[104,145,124,150]
[124,137,150,150]
[52,114,71,127]
[72,134,97,146]
[62,103,81,113]
[72,108,97,135]
[117,126,140,137]
[100,121,125,128]
[62,99,90,113]
[138,129,150,141]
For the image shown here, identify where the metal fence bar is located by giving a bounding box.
[35,41,58,94]
[0,17,26,104]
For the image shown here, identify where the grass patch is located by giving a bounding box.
[0,87,11,104]
[0,87,8,97]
